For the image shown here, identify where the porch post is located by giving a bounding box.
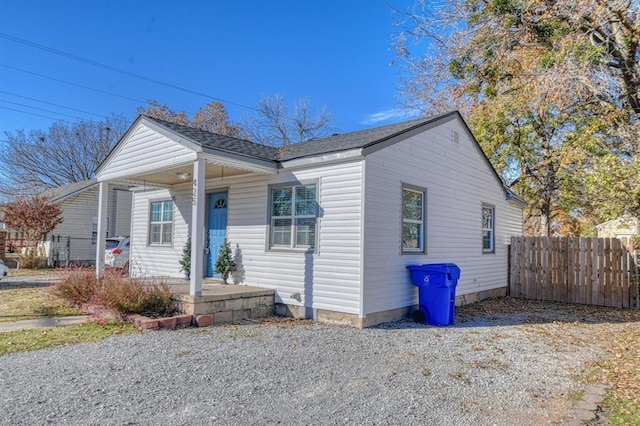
[190,158,206,296]
[95,181,109,277]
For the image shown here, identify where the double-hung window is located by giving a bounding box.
[402,184,426,253]
[149,200,173,245]
[482,204,495,253]
[270,183,317,250]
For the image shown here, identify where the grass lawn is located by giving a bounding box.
[7,268,61,276]
[0,269,141,356]
[0,322,138,356]
[0,287,81,323]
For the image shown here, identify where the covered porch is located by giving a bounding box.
[93,115,278,299]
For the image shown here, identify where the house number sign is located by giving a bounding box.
[192,178,198,206]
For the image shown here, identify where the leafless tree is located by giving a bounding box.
[0,114,128,198]
[244,94,334,146]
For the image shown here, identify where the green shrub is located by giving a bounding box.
[52,267,99,304]
[141,282,176,318]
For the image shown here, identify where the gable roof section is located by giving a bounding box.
[48,179,98,203]
[97,111,525,205]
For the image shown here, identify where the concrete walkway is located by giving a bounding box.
[0,316,90,332]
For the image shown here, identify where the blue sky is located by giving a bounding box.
[0,0,419,140]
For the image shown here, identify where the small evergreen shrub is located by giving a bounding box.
[179,237,191,278]
[214,239,236,283]
[141,282,176,318]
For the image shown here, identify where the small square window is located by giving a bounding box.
[269,183,317,250]
[149,200,173,245]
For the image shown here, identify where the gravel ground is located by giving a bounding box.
[0,299,632,426]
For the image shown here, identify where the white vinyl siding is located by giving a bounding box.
[128,161,364,315]
[40,185,131,264]
[362,117,522,315]
[98,123,197,181]
[129,187,190,277]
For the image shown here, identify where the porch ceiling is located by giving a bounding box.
[114,162,255,187]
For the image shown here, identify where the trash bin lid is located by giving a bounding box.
[407,263,460,280]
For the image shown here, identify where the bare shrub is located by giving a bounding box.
[52,267,99,304]
[97,272,175,318]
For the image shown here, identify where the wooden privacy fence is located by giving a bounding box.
[509,236,640,308]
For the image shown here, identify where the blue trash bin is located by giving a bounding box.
[406,263,460,326]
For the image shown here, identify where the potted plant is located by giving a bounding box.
[179,237,191,280]
[214,239,236,284]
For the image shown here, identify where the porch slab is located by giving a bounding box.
[168,280,275,323]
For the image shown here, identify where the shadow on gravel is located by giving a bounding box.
[374,297,640,329]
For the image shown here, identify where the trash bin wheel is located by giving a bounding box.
[412,310,426,324]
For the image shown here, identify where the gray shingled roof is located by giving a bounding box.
[145,112,456,162]
[145,117,279,162]
[277,113,454,161]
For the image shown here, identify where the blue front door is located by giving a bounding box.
[206,192,228,277]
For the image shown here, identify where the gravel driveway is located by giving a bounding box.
[0,298,630,425]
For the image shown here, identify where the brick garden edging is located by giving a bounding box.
[125,313,210,331]
[80,302,214,331]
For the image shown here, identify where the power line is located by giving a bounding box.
[0,98,91,121]
[0,63,147,105]
[0,32,259,112]
[0,89,107,118]
[0,105,73,123]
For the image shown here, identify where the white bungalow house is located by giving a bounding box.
[94,111,525,327]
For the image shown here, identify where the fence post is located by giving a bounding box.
[47,234,54,267]
[633,247,640,309]
[507,243,511,296]
[65,236,70,268]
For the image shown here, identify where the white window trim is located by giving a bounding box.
[482,203,495,254]
[148,199,174,247]
[267,181,319,252]
[402,183,427,254]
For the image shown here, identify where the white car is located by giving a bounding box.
[0,259,8,279]
[105,236,130,269]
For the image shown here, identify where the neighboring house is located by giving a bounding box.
[94,111,525,327]
[4,179,133,266]
[596,216,639,241]
[46,179,133,266]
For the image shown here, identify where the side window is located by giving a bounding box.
[402,184,426,253]
[149,200,173,245]
[91,216,110,244]
[482,204,495,253]
[269,183,317,250]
